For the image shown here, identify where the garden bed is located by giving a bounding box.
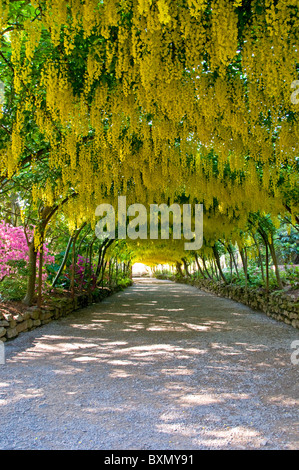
[180,277,299,329]
[0,282,132,342]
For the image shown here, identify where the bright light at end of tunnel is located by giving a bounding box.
[132,263,150,276]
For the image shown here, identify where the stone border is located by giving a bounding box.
[0,284,131,342]
[175,277,299,330]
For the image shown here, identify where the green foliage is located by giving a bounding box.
[0,275,27,301]
[280,265,299,290]
[116,277,132,289]
[275,224,299,264]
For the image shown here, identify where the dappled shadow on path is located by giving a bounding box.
[1,281,298,450]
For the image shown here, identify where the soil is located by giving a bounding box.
[0,300,28,316]
[0,278,298,450]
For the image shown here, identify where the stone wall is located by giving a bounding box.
[177,277,299,330]
[0,285,128,342]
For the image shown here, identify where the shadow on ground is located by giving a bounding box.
[0,279,298,450]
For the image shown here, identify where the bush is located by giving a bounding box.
[0,276,28,301]
[117,277,132,289]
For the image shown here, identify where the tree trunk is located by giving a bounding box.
[101,260,108,287]
[96,239,114,290]
[251,232,265,282]
[96,239,113,278]
[115,259,119,284]
[87,236,96,293]
[37,242,44,308]
[52,235,73,288]
[71,237,76,299]
[70,224,87,298]
[108,258,113,287]
[239,247,248,292]
[210,259,215,279]
[201,256,212,279]
[258,228,270,292]
[228,251,233,283]
[265,242,269,292]
[96,243,104,279]
[176,261,183,277]
[213,259,219,280]
[182,257,190,277]
[194,253,206,278]
[212,245,227,283]
[228,244,239,278]
[268,234,283,289]
[23,241,37,306]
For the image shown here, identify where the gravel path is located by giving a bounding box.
[0,278,298,450]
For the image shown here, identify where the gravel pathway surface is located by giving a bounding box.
[0,278,298,450]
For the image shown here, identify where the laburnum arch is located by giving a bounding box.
[0,0,298,266]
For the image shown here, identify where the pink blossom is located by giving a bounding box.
[0,221,54,283]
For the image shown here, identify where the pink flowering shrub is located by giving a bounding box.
[67,255,97,291]
[0,220,55,285]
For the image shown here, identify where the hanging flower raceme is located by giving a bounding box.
[0,0,297,261]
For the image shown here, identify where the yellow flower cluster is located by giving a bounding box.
[0,0,298,264]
